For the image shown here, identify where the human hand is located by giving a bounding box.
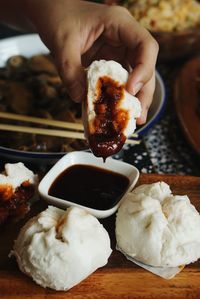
[24,0,159,124]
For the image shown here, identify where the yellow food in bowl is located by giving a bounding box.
[124,0,200,32]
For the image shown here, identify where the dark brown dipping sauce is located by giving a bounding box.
[89,76,129,160]
[48,164,129,210]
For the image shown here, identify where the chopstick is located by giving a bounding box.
[0,123,141,145]
[0,111,83,131]
[0,111,138,138]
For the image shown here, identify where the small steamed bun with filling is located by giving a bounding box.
[0,162,38,224]
[11,206,112,291]
[83,60,141,159]
[0,162,37,189]
[116,182,200,267]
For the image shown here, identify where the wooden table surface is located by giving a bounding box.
[0,173,200,299]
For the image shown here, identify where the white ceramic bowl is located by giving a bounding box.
[38,151,139,218]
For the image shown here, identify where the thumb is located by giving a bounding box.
[54,33,86,102]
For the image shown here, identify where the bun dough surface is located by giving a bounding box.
[86,60,141,137]
[116,182,200,267]
[12,206,112,290]
[0,162,37,189]
[83,60,141,158]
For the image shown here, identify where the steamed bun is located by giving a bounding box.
[11,206,112,290]
[116,182,200,267]
[85,60,141,138]
[83,60,141,158]
[0,162,37,189]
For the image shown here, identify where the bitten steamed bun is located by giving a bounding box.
[116,182,200,267]
[83,60,141,159]
[11,206,112,290]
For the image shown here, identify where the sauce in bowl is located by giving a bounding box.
[48,164,129,210]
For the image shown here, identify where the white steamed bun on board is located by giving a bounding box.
[11,206,112,291]
[116,182,200,268]
[83,60,141,158]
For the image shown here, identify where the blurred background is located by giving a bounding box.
[0,0,200,175]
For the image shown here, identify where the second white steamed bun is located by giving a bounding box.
[116,182,200,267]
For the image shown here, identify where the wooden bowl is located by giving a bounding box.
[103,0,200,61]
[174,55,200,154]
[152,27,200,62]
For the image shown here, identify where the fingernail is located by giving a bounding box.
[69,81,85,103]
[141,110,147,123]
[133,82,143,95]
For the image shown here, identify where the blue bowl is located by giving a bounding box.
[0,34,166,164]
[137,70,166,137]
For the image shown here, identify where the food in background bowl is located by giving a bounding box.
[123,0,200,32]
[0,54,88,153]
[105,0,200,61]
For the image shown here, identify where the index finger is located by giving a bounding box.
[126,32,159,95]
[104,6,158,95]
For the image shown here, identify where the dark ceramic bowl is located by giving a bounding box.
[103,0,200,61]
[152,26,200,62]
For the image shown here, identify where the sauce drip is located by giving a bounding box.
[89,76,129,160]
[48,164,129,210]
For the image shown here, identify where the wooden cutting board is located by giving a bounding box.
[0,173,200,299]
